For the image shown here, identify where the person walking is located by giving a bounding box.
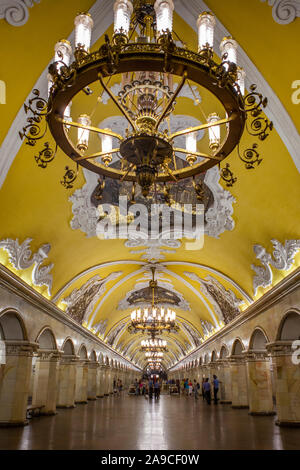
[148,379,153,399]
[203,378,211,405]
[213,374,219,405]
[201,377,206,401]
[193,380,199,400]
[188,380,193,396]
[154,380,160,400]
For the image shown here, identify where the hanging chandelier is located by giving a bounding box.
[128,266,179,336]
[145,351,164,357]
[141,338,168,351]
[20,0,273,197]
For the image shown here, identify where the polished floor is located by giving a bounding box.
[0,394,299,450]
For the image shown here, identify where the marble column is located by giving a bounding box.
[217,359,232,404]
[56,355,78,408]
[87,361,98,400]
[98,365,106,398]
[75,359,88,404]
[267,341,300,427]
[104,366,110,396]
[0,341,37,426]
[230,356,249,409]
[32,349,61,415]
[245,350,275,416]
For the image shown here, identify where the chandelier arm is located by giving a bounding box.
[170,115,236,140]
[173,148,221,161]
[120,163,136,182]
[74,148,120,162]
[154,71,188,131]
[162,163,178,181]
[56,117,123,141]
[98,73,138,132]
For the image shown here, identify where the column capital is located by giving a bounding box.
[244,349,269,361]
[5,340,38,357]
[36,349,62,361]
[266,341,295,356]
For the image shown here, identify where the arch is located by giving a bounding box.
[36,327,57,350]
[219,344,229,359]
[203,353,208,364]
[211,350,217,362]
[249,328,269,350]
[78,344,88,359]
[98,352,104,363]
[199,357,202,365]
[89,350,97,362]
[62,337,75,356]
[0,309,27,340]
[231,338,244,356]
[277,310,300,341]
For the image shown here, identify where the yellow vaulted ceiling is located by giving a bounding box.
[0,0,300,370]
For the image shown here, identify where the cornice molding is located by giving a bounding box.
[260,0,300,24]
[169,266,300,370]
[0,263,140,370]
[0,0,40,27]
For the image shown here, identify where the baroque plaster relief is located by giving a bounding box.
[260,0,300,24]
[251,239,300,295]
[0,0,40,26]
[0,237,53,295]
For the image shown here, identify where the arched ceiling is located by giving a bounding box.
[0,0,300,370]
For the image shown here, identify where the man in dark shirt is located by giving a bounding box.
[203,378,211,405]
[213,374,219,405]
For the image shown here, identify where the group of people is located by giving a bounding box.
[134,378,161,400]
[178,375,219,405]
[113,378,123,397]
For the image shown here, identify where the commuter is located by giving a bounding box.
[203,378,211,405]
[213,374,219,405]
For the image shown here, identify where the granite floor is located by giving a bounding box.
[0,394,299,450]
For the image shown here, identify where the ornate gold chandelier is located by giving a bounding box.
[128,266,179,336]
[20,0,273,197]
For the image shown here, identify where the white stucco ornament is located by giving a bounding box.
[252,239,300,295]
[260,0,300,24]
[0,0,40,26]
[0,237,53,296]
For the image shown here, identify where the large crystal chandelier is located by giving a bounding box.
[128,267,179,336]
[145,351,164,357]
[21,0,273,197]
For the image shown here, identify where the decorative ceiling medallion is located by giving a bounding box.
[61,272,122,324]
[184,272,244,324]
[251,239,300,295]
[0,0,40,27]
[0,237,53,296]
[260,0,300,24]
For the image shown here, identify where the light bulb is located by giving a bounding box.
[114,0,133,36]
[77,114,91,152]
[101,132,113,154]
[197,12,215,51]
[154,0,174,36]
[207,113,221,151]
[186,132,197,154]
[74,13,94,52]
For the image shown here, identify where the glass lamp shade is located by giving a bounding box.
[154,0,174,36]
[197,11,216,51]
[220,36,238,65]
[207,113,221,151]
[186,132,197,154]
[114,0,133,36]
[237,67,246,95]
[77,114,91,152]
[54,40,72,68]
[74,13,94,52]
[101,132,113,154]
[47,73,53,98]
